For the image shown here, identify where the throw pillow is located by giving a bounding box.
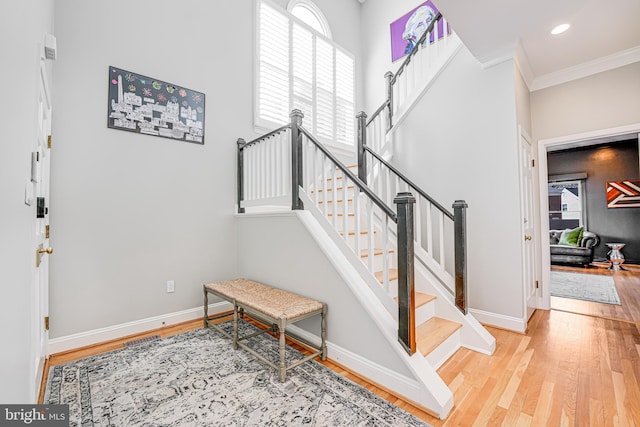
[558,226,583,247]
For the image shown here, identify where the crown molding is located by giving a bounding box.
[531,45,640,92]
[513,42,534,91]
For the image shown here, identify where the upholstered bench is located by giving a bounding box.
[203,278,327,382]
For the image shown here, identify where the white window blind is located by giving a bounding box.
[257,0,355,146]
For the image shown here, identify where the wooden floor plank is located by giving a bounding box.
[40,269,640,426]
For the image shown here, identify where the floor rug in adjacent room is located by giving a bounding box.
[550,270,621,304]
[44,321,431,426]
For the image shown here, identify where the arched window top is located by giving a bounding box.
[287,0,332,39]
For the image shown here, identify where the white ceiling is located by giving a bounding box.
[434,0,640,90]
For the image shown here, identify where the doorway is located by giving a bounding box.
[537,124,640,323]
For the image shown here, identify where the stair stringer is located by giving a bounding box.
[414,260,496,365]
[297,194,454,419]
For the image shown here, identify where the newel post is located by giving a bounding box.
[356,111,367,188]
[385,71,394,130]
[395,192,416,355]
[290,109,304,210]
[453,200,468,314]
[237,138,246,214]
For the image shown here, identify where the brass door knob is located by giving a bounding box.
[36,245,53,267]
[524,235,532,241]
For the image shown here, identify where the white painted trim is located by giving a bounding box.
[48,302,232,355]
[531,46,640,92]
[479,50,516,70]
[390,35,463,132]
[426,330,461,369]
[537,123,640,310]
[514,43,534,91]
[286,324,424,401]
[468,308,527,333]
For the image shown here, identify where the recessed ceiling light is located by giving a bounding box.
[551,24,570,35]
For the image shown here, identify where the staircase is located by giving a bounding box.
[235,13,494,420]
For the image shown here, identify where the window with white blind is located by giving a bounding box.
[256,0,355,147]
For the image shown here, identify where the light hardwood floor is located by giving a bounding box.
[41,308,640,426]
[551,262,640,324]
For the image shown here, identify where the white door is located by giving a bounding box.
[32,44,53,398]
[519,128,537,320]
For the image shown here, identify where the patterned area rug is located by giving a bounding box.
[45,321,431,426]
[550,271,621,304]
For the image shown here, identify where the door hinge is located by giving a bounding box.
[45,316,49,331]
[531,159,535,167]
[45,225,50,239]
[535,280,539,289]
[47,135,52,149]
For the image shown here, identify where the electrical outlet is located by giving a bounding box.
[166,280,175,293]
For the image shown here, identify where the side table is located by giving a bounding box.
[606,242,626,271]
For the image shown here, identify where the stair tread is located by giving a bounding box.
[339,230,375,236]
[327,212,355,217]
[393,292,437,309]
[312,185,356,193]
[416,317,462,356]
[360,248,395,258]
[318,198,353,204]
[326,174,357,181]
[374,268,398,283]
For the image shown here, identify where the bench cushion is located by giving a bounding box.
[204,278,323,321]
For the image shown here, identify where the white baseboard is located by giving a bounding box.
[286,324,424,404]
[468,308,527,333]
[48,302,233,355]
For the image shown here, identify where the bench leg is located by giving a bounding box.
[203,286,209,328]
[279,317,287,382]
[321,304,327,361]
[233,301,239,350]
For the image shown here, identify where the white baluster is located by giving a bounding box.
[382,214,389,293]
[367,199,374,273]
[322,156,328,215]
[331,166,337,227]
[385,168,392,209]
[414,194,422,248]
[312,144,318,205]
[342,170,348,235]
[438,210,445,270]
[353,189,360,251]
[426,200,433,256]
[268,137,275,198]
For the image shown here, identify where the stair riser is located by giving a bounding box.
[415,300,436,326]
[316,199,355,212]
[425,330,461,369]
[361,253,397,273]
[325,214,358,231]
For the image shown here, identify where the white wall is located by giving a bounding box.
[0,0,54,403]
[514,63,532,136]
[236,212,411,376]
[391,47,525,323]
[531,62,640,142]
[50,0,363,338]
[360,0,434,113]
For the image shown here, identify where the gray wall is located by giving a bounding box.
[0,0,55,403]
[547,140,640,263]
[50,0,363,338]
